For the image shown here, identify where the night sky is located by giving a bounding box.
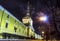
[0,0,60,35]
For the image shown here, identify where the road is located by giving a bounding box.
[0,39,59,41]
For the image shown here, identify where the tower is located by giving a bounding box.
[22,1,34,31]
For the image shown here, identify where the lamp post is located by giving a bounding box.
[42,31,45,37]
[38,14,49,41]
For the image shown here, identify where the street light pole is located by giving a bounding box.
[38,13,49,41]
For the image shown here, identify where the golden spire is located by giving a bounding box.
[27,1,30,16]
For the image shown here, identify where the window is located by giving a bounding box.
[14,26,17,32]
[19,29,20,32]
[6,22,8,28]
[15,20,16,22]
[7,15,10,18]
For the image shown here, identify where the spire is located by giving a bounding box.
[27,1,30,16]
[22,1,35,31]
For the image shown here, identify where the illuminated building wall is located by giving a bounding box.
[0,5,42,39]
[0,5,29,39]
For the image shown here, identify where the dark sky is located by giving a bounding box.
[0,0,59,34]
[0,0,27,20]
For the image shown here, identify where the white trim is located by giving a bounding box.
[0,5,4,10]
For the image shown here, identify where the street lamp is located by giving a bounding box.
[38,14,49,41]
[39,16,48,22]
[42,31,44,34]
[42,31,45,36]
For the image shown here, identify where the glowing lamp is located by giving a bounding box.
[39,16,48,22]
